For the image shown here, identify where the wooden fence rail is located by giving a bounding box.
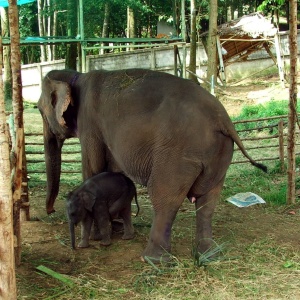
[24,115,299,176]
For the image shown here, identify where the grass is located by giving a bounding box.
[18,237,300,299]
[234,100,300,121]
[18,98,300,299]
[232,99,300,133]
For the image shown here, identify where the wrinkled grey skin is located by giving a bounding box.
[38,68,267,262]
[66,172,138,249]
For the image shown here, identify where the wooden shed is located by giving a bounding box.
[200,12,284,85]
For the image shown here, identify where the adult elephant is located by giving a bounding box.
[38,68,267,262]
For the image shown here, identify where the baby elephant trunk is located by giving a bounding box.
[69,221,76,249]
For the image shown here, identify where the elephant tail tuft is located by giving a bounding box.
[251,161,268,173]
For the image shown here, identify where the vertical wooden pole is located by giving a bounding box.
[216,35,226,85]
[286,0,298,205]
[0,35,18,300]
[181,0,186,42]
[79,0,85,72]
[174,45,178,76]
[274,33,285,88]
[8,0,26,265]
[278,120,285,172]
[182,44,187,78]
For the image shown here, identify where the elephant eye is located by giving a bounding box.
[51,91,57,108]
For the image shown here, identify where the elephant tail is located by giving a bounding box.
[224,124,268,173]
[134,189,140,217]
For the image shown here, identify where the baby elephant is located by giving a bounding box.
[66,172,139,249]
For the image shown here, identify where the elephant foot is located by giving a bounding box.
[112,220,124,233]
[46,207,56,215]
[141,244,173,264]
[99,239,112,246]
[122,232,135,240]
[141,252,173,264]
[78,240,90,248]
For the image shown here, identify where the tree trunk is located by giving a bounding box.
[188,0,198,83]
[172,0,180,37]
[127,6,135,38]
[47,0,52,61]
[8,0,26,265]
[101,2,110,54]
[180,0,186,42]
[38,0,46,61]
[0,7,12,111]
[286,0,298,204]
[127,6,135,51]
[65,0,78,70]
[206,0,218,91]
[0,35,17,300]
[52,0,57,60]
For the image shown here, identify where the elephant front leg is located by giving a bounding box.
[78,215,93,248]
[94,209,112,246]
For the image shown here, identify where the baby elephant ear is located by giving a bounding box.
[80,191,96,212]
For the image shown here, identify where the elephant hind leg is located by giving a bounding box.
[142,160,202,262]
[194,175,226,254]
[142,182,193,262]
[119,205,135,240]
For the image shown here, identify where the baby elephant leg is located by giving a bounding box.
[94,208,112,246]
[119,205,135,240]
[78,214,93,248]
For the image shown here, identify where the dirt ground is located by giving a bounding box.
[16,76,300,299]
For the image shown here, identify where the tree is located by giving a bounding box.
[37,0,46,61]
[65,0,78,69]
[9,0,26,265]
[0,35,17,300]
[101,1,110,54]
[206,0,218,91]
[127,6,136,38]
[188,0,198,82]
[286,0,298,204]
[0,7,12,111]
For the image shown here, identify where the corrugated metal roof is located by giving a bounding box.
[217,12,277,38]
[0,0,36,7]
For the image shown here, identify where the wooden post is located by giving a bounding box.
[278,120,285,172]
[286,0,298,205]
[274,33,285,88]
[216,35,226,85]
[181,0,186,42]
[8,0,28,265]
[174,45,178,76]
[0,35,18,300]
[182,44,187,78]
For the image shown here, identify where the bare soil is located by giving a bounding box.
[17,76,300,299]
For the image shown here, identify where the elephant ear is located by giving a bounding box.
[48,78,74,128]
[80,191,96,212]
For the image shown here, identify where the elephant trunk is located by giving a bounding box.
[69,221,76,249]
[43,128,64,214]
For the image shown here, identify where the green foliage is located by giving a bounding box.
[15,0,297,63]
[234,100,300,120]
[257,0,286,13]
[232,100,300,133]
